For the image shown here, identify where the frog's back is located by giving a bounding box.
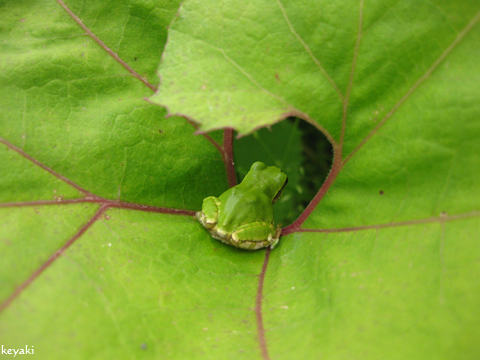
[217,186,273,232]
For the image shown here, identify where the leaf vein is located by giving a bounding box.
[343,8,480,165]
[273,0,344,101]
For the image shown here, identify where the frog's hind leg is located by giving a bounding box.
[231,222,279,250]
[196,196,221,229]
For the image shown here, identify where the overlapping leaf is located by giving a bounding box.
[1,0,480,359]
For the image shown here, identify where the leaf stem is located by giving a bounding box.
[282,144,342,235]
[223,128,237,187]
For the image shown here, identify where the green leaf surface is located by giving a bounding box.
[2,0,480,359]
[0,0,227,210]
[269,219,480,359]
[2,209,265,359]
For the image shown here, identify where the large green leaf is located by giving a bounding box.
[2,0,480,359]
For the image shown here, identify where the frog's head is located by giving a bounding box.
[243,161,288,203]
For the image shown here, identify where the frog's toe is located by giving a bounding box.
[270,237,280,249]
[204,220,216,229]
[196,211,217,230]
[195,211,205,225]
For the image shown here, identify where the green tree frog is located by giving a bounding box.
[196,161,288,250]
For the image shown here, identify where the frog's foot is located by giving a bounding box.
[196,196,221,230]
[230,222,280,250]
[269,226,282,249]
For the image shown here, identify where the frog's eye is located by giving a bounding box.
[273,176,288,203]
[251,161,267,171]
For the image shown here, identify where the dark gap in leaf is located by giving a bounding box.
[233,118,333,226]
